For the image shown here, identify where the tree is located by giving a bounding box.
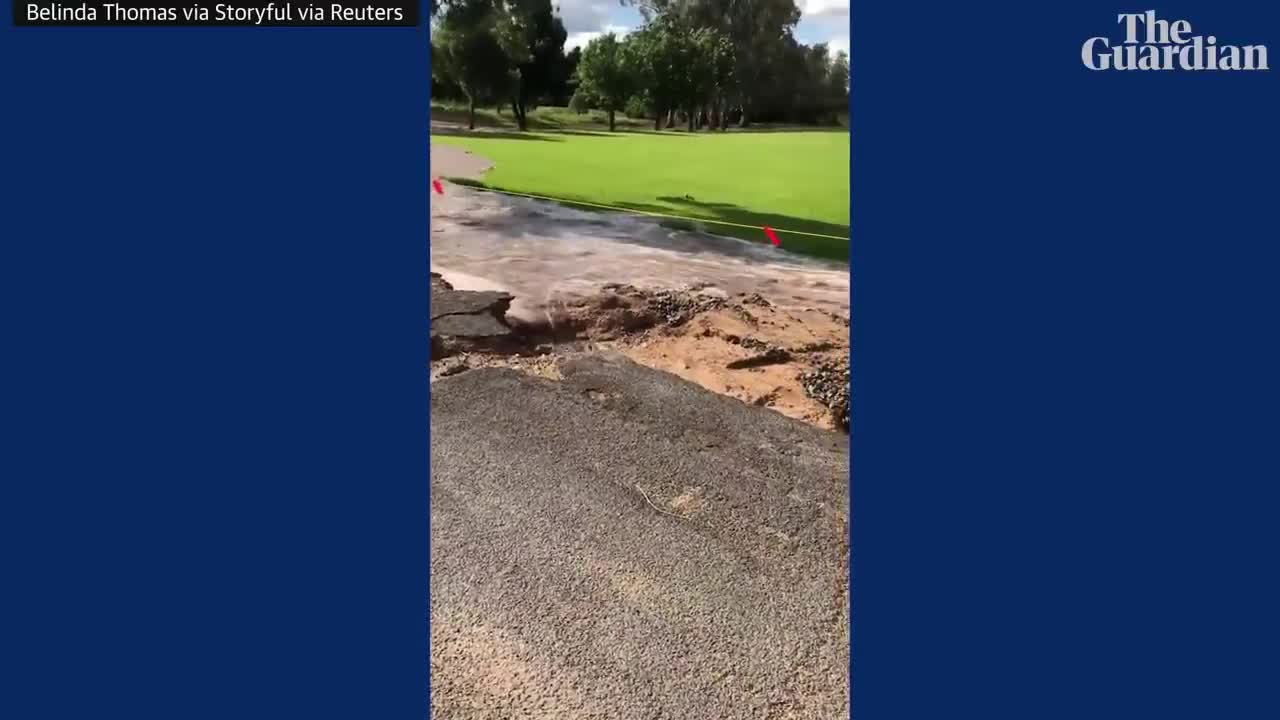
[548,46,582,106]
[625,16,691,130]
[433,2,515,129]
[575,34,634,131]
[492,0,567,130]
[625,15,732,132]
[687,26,733,130]
[796,41,831,122]
[827,49,849,115]
[629,0,799,127]
[731,0,800,126]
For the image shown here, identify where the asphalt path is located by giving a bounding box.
[430,354,849,719]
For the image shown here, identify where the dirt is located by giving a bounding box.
[604,289,849,431]
[431,283,850,432]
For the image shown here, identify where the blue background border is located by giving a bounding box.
[5,1,1280,717]
[852,2,1279,716]
[3,4,430,716]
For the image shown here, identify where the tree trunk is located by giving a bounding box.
[687,107,694,132]
[666,109,676,129]
[654,106,663,131]
[511,100,527,131]
[608,109,616,132]
[513,69,529,131]
[467,97,476,130]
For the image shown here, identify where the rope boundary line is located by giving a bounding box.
[440,180,850,242]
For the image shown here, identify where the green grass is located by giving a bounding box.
[431,106,849,260]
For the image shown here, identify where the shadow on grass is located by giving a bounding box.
[430,111,736,139]
[535,128,700,138]
[528,114,649,130]
[725,124,850,134]
[442,178,849,258]
[538,129,619,138]
[430,107,507,129]
[439,179,848,262]
[620,197,849,261]
[616,129,698,137]
[560,126,838,137]
[432,104,847,136]
[430,126,563,142]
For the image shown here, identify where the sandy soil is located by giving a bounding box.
[621,304,848,429]
[432,282,850,432]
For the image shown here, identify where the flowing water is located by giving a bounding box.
[430,185,850,322]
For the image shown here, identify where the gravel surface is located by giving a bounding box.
[430,354,849,719]
[800,360,851,431]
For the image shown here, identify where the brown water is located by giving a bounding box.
[430,185,850,322]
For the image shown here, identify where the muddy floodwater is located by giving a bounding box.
[430,184,850,322]
[428,143,851,431]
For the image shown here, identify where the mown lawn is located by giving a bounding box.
[431,117,850,260]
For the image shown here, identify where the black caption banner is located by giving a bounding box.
[15,1,417,26]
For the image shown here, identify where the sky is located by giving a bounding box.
[559,0,850,57]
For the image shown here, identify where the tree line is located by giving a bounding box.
[431,0,849,132]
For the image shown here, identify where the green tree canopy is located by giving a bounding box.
[434,1,515,129]
[575,33,635,131]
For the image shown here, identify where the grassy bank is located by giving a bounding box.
[431,115,849,260]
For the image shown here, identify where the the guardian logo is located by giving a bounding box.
[1083,10,1268,71]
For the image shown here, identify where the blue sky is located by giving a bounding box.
[559,0,850,56]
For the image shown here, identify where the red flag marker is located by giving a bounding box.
[432,179,444,195]
[763,226,780,246]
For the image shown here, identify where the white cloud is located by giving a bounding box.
[799,0,849,18]
[554,0,846,56]
[565,24,632,51]
[554,0,621,36]
[796,0,850,56]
